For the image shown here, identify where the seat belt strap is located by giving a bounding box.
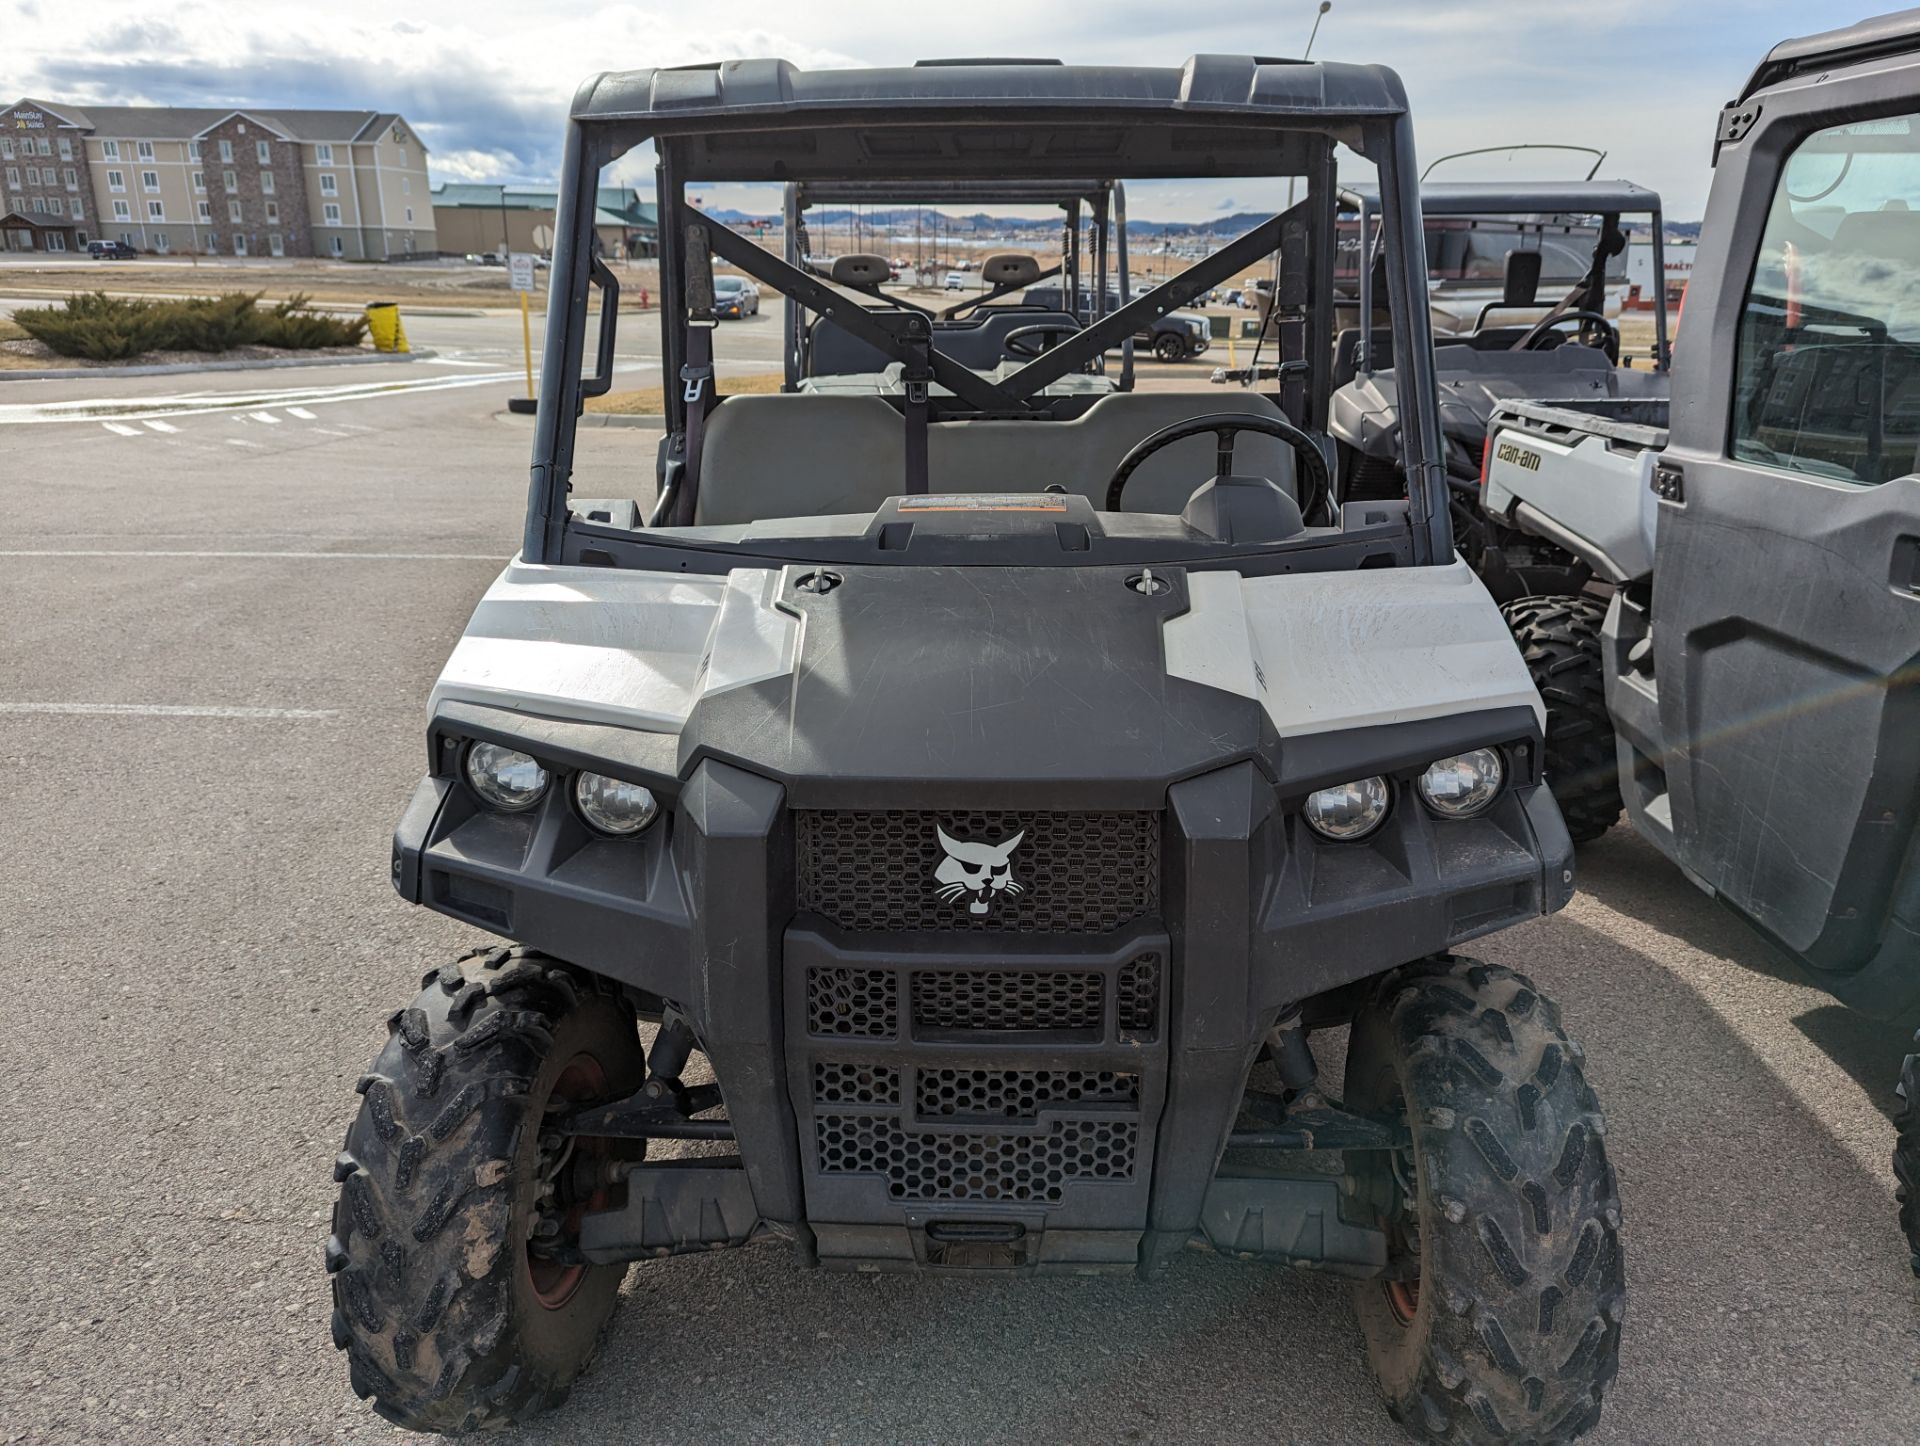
[902,333,931,495]
[678,320,716,525]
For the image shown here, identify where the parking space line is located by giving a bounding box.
[248,411,282,424]
[286,407,318,419]
[101,421,143,436]
[0,702,338,720]
[226,438,264,448]
[142,419,180,433]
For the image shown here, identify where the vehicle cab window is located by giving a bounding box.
[1731,112,1920,485]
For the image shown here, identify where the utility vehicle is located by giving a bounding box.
[1318,181,1673,603]
[328,55,1621,1442]
[1471,11,1920,1241]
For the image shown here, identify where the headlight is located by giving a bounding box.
[574,771,660,836]
[464,742,548,812]
[1302,776,1391,841]
[1418,748,1505,819]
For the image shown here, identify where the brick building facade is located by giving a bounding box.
[1,100,95,252]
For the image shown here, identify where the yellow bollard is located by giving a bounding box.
[364,302,410,354]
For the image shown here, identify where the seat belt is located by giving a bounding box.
[678,219,718,526]
[901,329,932,495]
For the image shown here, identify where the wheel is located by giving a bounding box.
[1152,332,1186,362]
[1896,1042,1920,1276]
[328,946,644,1433]
[1501,595,1621,844]
[1345,955,1624,1444]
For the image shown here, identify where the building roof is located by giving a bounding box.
[8,99,422,148]
[431,183,657,230]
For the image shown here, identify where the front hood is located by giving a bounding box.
[430,558,1537,806]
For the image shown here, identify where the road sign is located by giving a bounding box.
[508,252,536,294]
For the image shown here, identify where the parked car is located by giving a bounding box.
[1022,283,1210,361]
[943,270,968,290]
[87,240,138,260]
[710,274,760,318]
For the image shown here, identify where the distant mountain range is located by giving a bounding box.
[698,206,1270,237]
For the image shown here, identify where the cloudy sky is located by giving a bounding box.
[1,0,1858,220]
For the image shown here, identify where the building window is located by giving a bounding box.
[218,139,233,163]
[198,200,211,221]
[228,199,243,223]
[70,196,82,220]
[57,137,72,160]
[63,168,77,191]
[30,197,45,213]
[0,139,11,159]
[3,168,17,190]
[153,231,169,253]
[101,140,118,160]
[234,234,248,256]
[148,200,165,221]
[316,144,333,164]
[330,235,344,257]
[323,202,341,224]
[402,177,411,195]
[223,170,237,191]
[188,140,200,161]
[47,233,66,252]
[404,206,413,222]
[36,137,50,156]
[48,197,63,216]
[106,169,124,192]
[264,201,278,224]
[260,171,275,196]
[256,140,271,165]
[141,171,159,192]
[24,166,38,186]
[137,141,154,161]
[112,199,131,221]
[193,171,205,192]
[319,173,337,196]
[269,232,284,257]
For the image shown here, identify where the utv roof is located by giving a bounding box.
[790,179,1115,208]
[1340,180,1661,216]
[572,55,1409,124]
[1739,6,1920,102]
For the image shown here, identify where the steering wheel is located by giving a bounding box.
[1105,412,1330,517]
[1002,323,1079,359]
[1512,309,1619,363]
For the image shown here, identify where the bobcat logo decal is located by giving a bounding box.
[932,825,1026,916]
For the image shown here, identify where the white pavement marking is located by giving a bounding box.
[309,427,350,437]
[0,549,507,560]
[226,438,264,449]
[286,407,318,419]
[142,419,179,433]
[248,410,282,424]
[101,421,143,436]
[0,702,338,720]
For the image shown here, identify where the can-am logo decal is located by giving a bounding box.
[932,826,1026,916]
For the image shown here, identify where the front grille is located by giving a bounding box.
[814,1062,899,1106]
[816,1113,1136,1203]
[913,968,1102,1032]
[806,966,898,1037]
[917,1068,1139,1119]
[1117,952,1161,1037]
[796,809,1160,933]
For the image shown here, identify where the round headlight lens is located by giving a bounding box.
[575,772,660,837]
[464,742,548,812]
[1418,748,1506,819]
[1302,776,1391,841]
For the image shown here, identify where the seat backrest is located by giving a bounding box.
[695,391,1299,524]
[1330,328,1395,390]
[807,308,1082,375]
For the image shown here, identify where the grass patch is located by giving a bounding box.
[585,371,784,416]
[0,316,27,342]
[11,291,367,361]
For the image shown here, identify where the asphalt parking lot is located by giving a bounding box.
[1,304,1917,1444]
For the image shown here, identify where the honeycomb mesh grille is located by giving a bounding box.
[796,810,1160,933]
[917,1068,1139,1119]
[1117,952,1161,1036]
[816,1116,1136,1202]
[913,969,1102,1032]
[813,1062,900,1106]
[807,966,898,1037]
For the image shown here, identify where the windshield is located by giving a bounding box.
[531,91,1450,573]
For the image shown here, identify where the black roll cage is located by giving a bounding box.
[523,65,1452,571]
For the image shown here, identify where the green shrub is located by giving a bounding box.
[11,289,368,359]
[14,292,166,360]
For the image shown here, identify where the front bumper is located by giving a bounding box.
[393,704,1571,1271]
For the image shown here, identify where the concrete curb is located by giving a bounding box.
[0,349,438,383]
[495,409,666,429]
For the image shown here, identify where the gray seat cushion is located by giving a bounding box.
[695,391,1299,525]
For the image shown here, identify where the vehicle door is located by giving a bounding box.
[1652,59,1920,1015]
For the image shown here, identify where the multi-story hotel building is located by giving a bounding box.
[0,99,437,259]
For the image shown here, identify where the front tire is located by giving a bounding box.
[328,946,644,1433]
[1346,956,1624,1444]
[1153,333,1186,362]
[1502,595,1621,844]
